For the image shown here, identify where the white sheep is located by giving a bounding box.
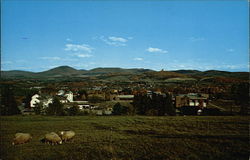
[59,130,75,142]
[43,132,62,145]
[12,133,32,145]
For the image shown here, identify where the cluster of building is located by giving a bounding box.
[20,86,209,115]
[173,93,209,108]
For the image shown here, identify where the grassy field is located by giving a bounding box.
[0,116,249,160]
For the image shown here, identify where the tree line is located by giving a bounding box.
[1,83,249,116]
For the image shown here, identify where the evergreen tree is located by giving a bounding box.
[113,102,128,115]
[231,82,249,115]
[77,89,88,100]
[0,84,20,115]
[33,103,43,115]
[165,93,175,116]
[133,92,175,116]
[22,88,39,108]
[66,105,80,116]
[46,97,64,116]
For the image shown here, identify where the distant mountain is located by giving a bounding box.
[36,66,86,77]
[87,67,153,75]
[1,66,248,81]
[142,70,187,80]
[172,70,201,75]
[1,70,36,78]
[172,70,249,80]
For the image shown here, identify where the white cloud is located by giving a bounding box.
[146,47,168,53]
[66,38,72,42]
[161,60,248,71]
[189,37,205,42]
[226,48,235,52]
[133,57,143,61]
[74,53,92,58]
[64,44,94,53]
[100,36,128,46]
[39,57,61,60]
[108,36,127,43]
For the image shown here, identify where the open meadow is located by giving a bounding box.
[0,116,249,160]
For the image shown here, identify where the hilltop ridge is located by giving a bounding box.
[1,66,249,81]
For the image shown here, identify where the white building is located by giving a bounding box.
[42,98,53,108]
[30,94,40,108]
[57,90,65,96]
[65,91,74,102]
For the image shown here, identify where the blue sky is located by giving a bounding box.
[2,0,249,72]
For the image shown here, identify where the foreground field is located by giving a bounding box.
[0,116,249,160]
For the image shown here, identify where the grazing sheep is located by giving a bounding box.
[59,130,75,142]
[12,133,32,145]
[15,133,24,137]
[42,132,62,145]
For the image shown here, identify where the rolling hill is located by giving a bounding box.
[36,66,86,77]
[86,67,153,75]
[1,66,249,81]
[173,70,249,80]
[1,70,36,79]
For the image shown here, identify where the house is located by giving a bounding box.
[104,107,113,115]
[41,97,53,108]
[174,93,209,108]
[57,90,65,96]
[57,90,74,103]
[65,91,74,102]
[95,110,103,116]
[30,94,40,107]
[78,104,90,110]
[115,95,134,101]
[74,100,89,104]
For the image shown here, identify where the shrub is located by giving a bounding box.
[112,103,128,115]
[65,105,80,116]
[46,97,64,116]
[202,108,222,116]
[179,106,200,115]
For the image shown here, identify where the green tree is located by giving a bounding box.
[165,93,175,116]
[77,90,88,100]
[133,94,151,115]
[66,105,80,116]
[23,88,39,108]
[231,82,249,115]
[46,97,64,116]
[0,84,20,115]
[133,92,175,116]
[33,103,43,115]
[112,103,128,115]
[88,95,104,103]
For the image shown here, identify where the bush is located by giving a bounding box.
[179,106,200,115]
[0,84,20,115]
[112,103,128,115]
[145,109,158,116]
[46,97,64,116]
[65,105,80,116]
[88,95,104,103]
[202,108,222,116]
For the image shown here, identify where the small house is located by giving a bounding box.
[174,93,209,108]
